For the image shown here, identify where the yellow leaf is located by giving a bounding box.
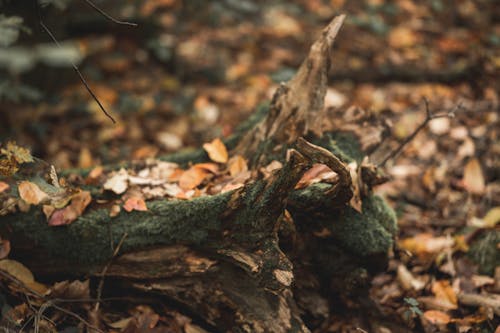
[463,158,485,195]
[423,310,451,325]
[1,142,34,164]
[203,138,228,163]
[18,181,49,205]
[483,207,500,227]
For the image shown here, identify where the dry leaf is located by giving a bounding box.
[103,168,128,194]
[432,280,458,309]
[463,158,485,195]
[228,155,248,176]
[42,205,55,219]
[123,197,148,212]
[48,191,91,226]
[423,310,451,325]
[109,204,121,217]
[397,265,425,291]
[388,26,419,48]
[0,181,9,193]
[78,147,93,168]
[348,162,362,212]
[87,166,103,179]
[0,259,47,294]
[399,233,455,257]
[1,142,34,164]
[179,167,209,190]
[49,280,90,299]
[0,239,10,259]
[203,138,228,163]
[260,160,283,178]
[108,317,133,329]
[296,164,332,189]
[194,162,219,174]
[483,207,500,227]
[18,181,49,205]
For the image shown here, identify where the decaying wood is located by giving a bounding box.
[234,15,346,167]
[0,15,398,333]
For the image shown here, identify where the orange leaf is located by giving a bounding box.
[0,181,9,193]
[399,233,454,256]
[388,26,419,49]
[203,138,228,163]
[193,162,219,174]
[179,167,209,190]
[423,310,451,325]
[18,181,49,205]
[431,280,458,309]
[463,158,485,195]
[123,197,148,212]
[228,155,248,176]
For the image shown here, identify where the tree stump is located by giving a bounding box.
[0,16,397,333]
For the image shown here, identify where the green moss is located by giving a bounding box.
[468,230,500,275]
[326,195,395,257]
[362,195,397,236]
[315,132,364,163]
[3,192,232,270]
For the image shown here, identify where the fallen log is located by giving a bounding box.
[0,15,397,333]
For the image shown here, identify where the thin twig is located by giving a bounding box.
[377,98,460,167]
[94,233,127,312]
[38,20,116,124]
[83,0,138,26]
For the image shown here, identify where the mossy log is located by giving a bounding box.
[0,16,397,333]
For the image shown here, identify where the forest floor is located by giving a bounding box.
[0,1,499,332]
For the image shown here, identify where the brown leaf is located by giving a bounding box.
[18,181,49,205]
[423,310,451,325]
[296,164,331,189]
[123,197,148,212]
[203,138,228,163]
[48,191,91,226]
[178,167,209,190]
[49,280,90,299]
[463,158,485,195]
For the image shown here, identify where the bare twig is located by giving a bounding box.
[94,233,128,312]
[38,21,116,124]
[377,98,460,167]
[83,0,138,26]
